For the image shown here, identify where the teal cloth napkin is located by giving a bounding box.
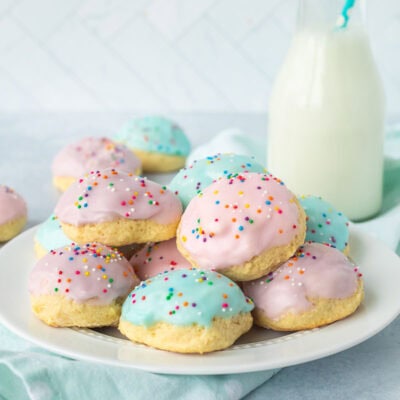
[0,325,278,400]
[357,126,400,253]
[0,129,399,400]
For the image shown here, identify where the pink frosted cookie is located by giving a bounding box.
[242,242,364,331]
[177,172,306,281]
[130,239,192,280]
[52,137,142,192]
[29,243,139,327]
[55,169,183,246]
[0,185,27,242]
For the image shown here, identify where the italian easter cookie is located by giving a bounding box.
[169,153,266,209]
[29,243,140,327]
[177,172,306,281]
[299,195,350,253]
[242,243,363,331]
[34,214,70,258]
[52,137,142,192]
[55,169,183,246]
[0,185,27,242]
[34,214,143,259]
[114,116,191,172]
[130,238,192,280]
[119,269,254,353]
[186,128,265,166]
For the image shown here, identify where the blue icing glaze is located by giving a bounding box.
[299,195,350,251]
[168,153,266,209]
[121,269,254,327]
[114,116,191,156]
[35,214,71,251]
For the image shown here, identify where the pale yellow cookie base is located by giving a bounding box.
[254,280,364,331]
[119,313,253,354]
[177,197,307,282]
[61,218,179,246]
[0,216,27,242]
[34,239,48,258]
[30,294,124,327]
[132,149,186,173]
[53,176,76,192]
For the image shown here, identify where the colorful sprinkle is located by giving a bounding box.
[29,243,138,306]
[120,269,253,327]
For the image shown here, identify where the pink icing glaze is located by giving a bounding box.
[0,185,27,225]
[242,242,362,320]
[178,172,302,270]
[130,239,192,280]
[29,243,140,305]
[55,169,183,225]
[52,137,141,178]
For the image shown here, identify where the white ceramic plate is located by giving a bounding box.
[0,225,399,375]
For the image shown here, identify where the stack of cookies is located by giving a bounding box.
[29,116,363,354]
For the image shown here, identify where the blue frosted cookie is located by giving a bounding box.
[119,268,254,353]
[34,214,70,258]
[114,116,191,172]
[169,153,266,209]
[35,214,144,260]
[299,195,350,252]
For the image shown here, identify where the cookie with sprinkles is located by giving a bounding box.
[242,242,363,331]
[130,238,192,281]
[54,168,183,246]
[119,268,254,353]
[299,195,350,254]
[177,172,306,281]
[113,116,191,173]
[29,243,140,327]
[169,153,266,209]
[52,137,142,192]
[34,214,143,259]
[0,184,27,242]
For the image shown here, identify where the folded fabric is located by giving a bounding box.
[0,126,399,400]
[0,323,278,400]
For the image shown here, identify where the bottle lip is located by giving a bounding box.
[296,0,366,31]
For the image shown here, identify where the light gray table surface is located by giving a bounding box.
[0,113,399,400]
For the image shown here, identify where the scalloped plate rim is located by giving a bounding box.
[0,224,399,375]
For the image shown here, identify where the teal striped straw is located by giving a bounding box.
[337,0,356,28]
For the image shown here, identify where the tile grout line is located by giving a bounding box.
[202,14,275,84]
[113,14,235,111]
[0,0,23,22]
[0,64,42,110]
[10,14,106,109]
[83,15,171,111]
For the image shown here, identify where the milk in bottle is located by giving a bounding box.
[267,0,385,220]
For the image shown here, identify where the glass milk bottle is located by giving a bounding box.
[267,0,385,221]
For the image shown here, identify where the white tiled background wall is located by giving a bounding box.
[0,0,399,115]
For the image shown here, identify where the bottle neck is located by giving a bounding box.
[297,0,365,31]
